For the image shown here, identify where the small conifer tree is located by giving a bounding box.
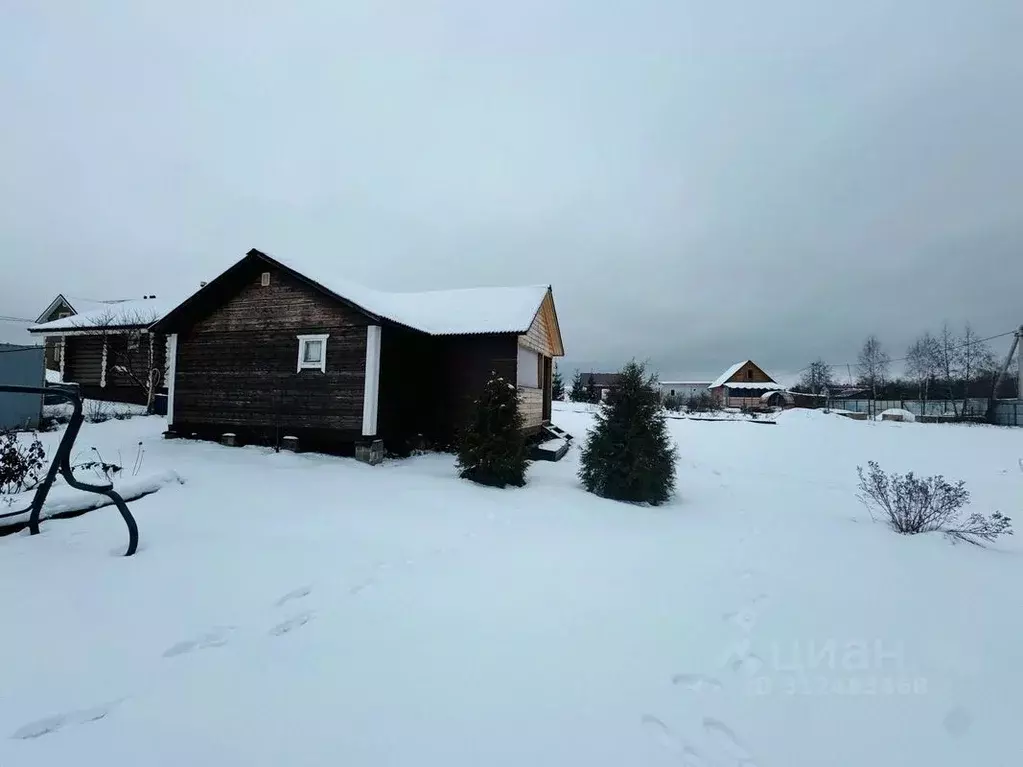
[579,361,677,504]
[457,371,528,488]
[569,370,586,402]
[552,364,566,401]
[586,373,598,403]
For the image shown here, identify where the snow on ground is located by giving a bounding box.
[1,404,1021,766]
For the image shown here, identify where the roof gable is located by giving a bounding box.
[710,360,776,388]
[154,249,561,342]
[517,290,565,357]
[30,297,175,333]
[34,294,73,324]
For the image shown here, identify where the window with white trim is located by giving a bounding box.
[296,334,329,373]
[516,345,539,388]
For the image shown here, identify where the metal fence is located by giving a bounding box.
[0,344,44,430]
[829,397,1023,426]
[991,400,1023,427]
[832,398,989,418]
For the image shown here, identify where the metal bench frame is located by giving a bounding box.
[0,384,139,556]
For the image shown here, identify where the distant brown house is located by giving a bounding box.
[151,248,565,457]
[28,293,172,406]
[587,372,620,401]
[708,360,785,409]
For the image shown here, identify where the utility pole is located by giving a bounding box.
[1017,325,1023,400]
[985,326,1022,422]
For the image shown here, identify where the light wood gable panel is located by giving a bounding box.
[517,290,564,357]
[726,361,775,385]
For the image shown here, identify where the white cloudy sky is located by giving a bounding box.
[2,0,1021,382]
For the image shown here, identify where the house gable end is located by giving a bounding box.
[36,294,75,324]
[189,259,373,335]
[516,290,564,357]
[152,250,383,335]
[725,361,775,385]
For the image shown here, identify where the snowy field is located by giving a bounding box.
[2,403,1021,766]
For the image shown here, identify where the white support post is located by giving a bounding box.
[100,336,108,388]
[59,337,66,380]
[166,334,178,426]
[362,325,382,437]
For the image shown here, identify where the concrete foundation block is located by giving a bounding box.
[355,438,384,465]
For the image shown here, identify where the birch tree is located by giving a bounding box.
[957,324,995,416]
[856,335,890,403]
[936,323,960,417]
[905,332,940,413]
[797,358,834,397]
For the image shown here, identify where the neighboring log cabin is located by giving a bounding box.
[28,293,173,407]
[150,248,565,456]
[708,360,784,409]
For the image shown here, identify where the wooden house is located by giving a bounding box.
[708,360,785,409]
[150,248,565,458]
[587,372,620,402]
[28,294,172,406]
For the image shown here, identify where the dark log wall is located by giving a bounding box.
[106,333,167,389]
[173,265,369,438]
[377,329,527,450]
[60,333,169,405]
[444,335,518,443]
[64,336,104,386]
[377,325,437,448]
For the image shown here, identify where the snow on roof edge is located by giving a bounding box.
[259,250,551,336]
[709,361,752,388]
[29,297,175,333]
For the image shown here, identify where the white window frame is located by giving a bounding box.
[516,345,540,388]
[296,334,329,373]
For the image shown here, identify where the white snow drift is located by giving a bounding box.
[0,406,1020,767]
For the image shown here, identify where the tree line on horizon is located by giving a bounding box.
[793,323,1017,416]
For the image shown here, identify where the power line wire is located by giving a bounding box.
[797,329,1018,376]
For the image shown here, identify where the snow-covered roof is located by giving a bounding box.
[332,280,550,336]
[29,297,175,333]
[34,294,114,324]
[724,382,785,391]
[264,252,550,336]
[709,361,751,388]
[708,360,781,389]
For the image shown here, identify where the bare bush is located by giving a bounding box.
[856,461,1012,545]
[662,393,684,412]
[686,392,719,413]
[0,431,46,498]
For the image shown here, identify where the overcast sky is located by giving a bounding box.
[2,0,1021,382]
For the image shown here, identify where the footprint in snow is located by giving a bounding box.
[348,579,374,595]
[723,609,756,634]
[275,586,311,607]
[672,673,723,692]
[702,717,757,766]
[269,611,314,636]
[721,638,765,676]
[640,715,709,767]
[163,627,234,658]
[12,700,123,740]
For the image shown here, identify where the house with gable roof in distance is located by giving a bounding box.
[29,293,174,406]
[151,248,565,460]
[708,360,785,409]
